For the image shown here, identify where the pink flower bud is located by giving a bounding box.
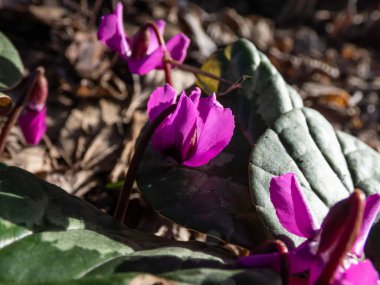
[28,67,48,110]
[18,68,48,145]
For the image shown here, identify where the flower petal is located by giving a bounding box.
[189,87,201,107]
[288,240,316,274]
[337,260,378,285]
[147,84,176,122]
[352,193,380,257]
[127,46,164,75]
[308,256,325,285]
[151,94,197,163]
[269,173,320,238]
[166,33,190,63]
[154,33,190,70]
[183,94,234,167]
[97,2,130,57]
[146,20,165,54]
[238,253,281,272]
[18,108,47,145]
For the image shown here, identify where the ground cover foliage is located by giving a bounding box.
[0,1,380,284]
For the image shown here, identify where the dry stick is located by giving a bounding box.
[166,58,234,85]
[89,0,103,27]
[114,104,177,223]
[0,68,43,157]
[145,22,173,86]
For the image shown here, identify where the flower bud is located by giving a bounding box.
[28,67,48,111]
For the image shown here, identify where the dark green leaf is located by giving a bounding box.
[0,269,280,285]
[0,164,278,284]
[0,32,23,90]
[137,39,303,248]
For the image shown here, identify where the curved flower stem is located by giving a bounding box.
[114,103,177,223]
[0,67,43,157]
[144,22,173,86]
[316,190,365,285]
[254,239,289,285]
[274,240,289,285]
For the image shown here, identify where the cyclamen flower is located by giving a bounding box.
[18,69,48,145]
[98,2,190,75]
[240,173,380,285]
[147,84,234,167]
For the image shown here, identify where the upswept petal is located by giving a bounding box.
[352,193,380,257]
[165,33,191,63]
[97,2,130,57]
[189,87,201,107]
[336,260,378,285]
[183,94,234,167]
[269,173,320,238]
[18,108,47,145]
[146,20,166,54]
[151,95,197,162]
[127,46,164,75]
[238,252,281,272]
[147,84,176,122]
[154,33,191,70]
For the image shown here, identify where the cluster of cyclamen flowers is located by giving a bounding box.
[96,3,380,284]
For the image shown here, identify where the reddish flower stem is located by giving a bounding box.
[254,239,289,285]
[114,103,177,223]
[316,190,365,285]
[275,240,289,285]
[0,67,43,157]
[144,22,173,86]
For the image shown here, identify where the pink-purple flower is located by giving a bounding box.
[18,69,48,145]
[97,2,190,75]
[240,173,380,285]
[147,84,235,167]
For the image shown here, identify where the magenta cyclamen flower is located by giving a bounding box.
[147,84,234,167]
[18,69,48,145]
[240,173,380,285]
[98,2,190,75]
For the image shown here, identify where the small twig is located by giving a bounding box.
[89,0,103,27]
[114,104,177,223]
[144,22,173,86]
[0,68,43,157]
[217,75,251,97]
[166,58,234,85]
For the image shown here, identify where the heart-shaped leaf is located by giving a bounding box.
[249,107,380,265]
[137,39,303,249]
[0,163,279,284]
[0,32,23,90]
